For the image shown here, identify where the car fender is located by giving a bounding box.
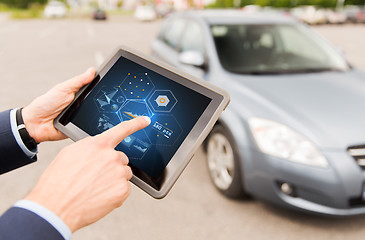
[214,104,257,194]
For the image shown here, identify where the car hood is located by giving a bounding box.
[222,70,365,150]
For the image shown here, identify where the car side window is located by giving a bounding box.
[160,18,186,49]
[180,21,205,54]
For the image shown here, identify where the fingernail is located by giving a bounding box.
[142,116,151,125]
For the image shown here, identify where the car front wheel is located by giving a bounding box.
[206,125,247,198]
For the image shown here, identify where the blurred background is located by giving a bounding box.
[1,0,365,239]
[0,0,364,22]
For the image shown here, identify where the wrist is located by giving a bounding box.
[22,106,40,143]
[14,200,72,240]
[25,190,79,233]
[16,108,38,150]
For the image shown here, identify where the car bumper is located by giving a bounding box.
[243,148,365,216]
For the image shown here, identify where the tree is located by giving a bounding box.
[345,0,365,5]
[0,0,47,8]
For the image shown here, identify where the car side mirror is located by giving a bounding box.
[179,51,206,69]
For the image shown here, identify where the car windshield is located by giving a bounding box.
[211,24,349,74]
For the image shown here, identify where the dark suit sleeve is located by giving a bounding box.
[0,207,64,240]
[0,111,66,239]
[0,110,37,174]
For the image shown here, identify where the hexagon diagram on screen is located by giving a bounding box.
[147,115,182,146]
[155,95,169,107]
[120,73,154,100]
[120,100,153,120]
[94,86,125,113]
[148,90,177,112]
[116,130,151,160]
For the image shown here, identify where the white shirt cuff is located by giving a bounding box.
[10,108,38,158]
[14,200,72,240]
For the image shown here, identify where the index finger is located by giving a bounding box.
[98,116,151,147]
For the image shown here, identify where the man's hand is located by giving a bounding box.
[25,116,151,232]
[22,68,96,143]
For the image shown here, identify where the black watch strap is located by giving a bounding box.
[16,108,38,152]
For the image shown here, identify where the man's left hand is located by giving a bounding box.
[22,68,95,143]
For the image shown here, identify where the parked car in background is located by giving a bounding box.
[92,8,107,20]
[155,3,173,18]
[134,5,157,21]
[44,1,67,18]
[241,5,262,13]
[324,9,347,24]
[291,6,327,24]
[151,10,365,216]
[344,5,365,23]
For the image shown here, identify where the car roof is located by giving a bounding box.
[171,10,298,25]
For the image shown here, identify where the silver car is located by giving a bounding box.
[151,10,365,216]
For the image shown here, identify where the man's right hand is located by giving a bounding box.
[24,116,151,232]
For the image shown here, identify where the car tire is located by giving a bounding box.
[206,124,248,199]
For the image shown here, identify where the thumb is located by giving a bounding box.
[98,116,151,147]
[61,67,96,93]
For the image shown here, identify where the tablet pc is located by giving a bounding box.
[54,46,230,199]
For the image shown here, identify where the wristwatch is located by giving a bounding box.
[16,108,38,152]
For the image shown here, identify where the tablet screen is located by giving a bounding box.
[67,56,212,186]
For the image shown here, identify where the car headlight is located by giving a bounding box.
[248,118,328,168]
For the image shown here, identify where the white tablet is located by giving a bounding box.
[54,46,230,198]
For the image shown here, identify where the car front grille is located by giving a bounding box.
[348,145,365,169]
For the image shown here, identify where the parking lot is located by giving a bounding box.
[1,15,365,240]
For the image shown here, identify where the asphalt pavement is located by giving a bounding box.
[1,15,365,240]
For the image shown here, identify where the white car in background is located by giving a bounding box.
[134,5,157,21]
[291,6,327,24]
[324,9,347,24]
[44,1,67,18]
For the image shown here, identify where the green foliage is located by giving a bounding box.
[271,0,292,8]
[0,3,10,11]
[255,0,271,7]
[0,0,47,9]
[11,3,43,18]
[207,0,235,8]
[322,0,337,7]
[345,0,365,5]
[0,1,44,18]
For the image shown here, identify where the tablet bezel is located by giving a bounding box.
[54,46,230,199]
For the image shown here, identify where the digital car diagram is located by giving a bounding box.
[93,72,183,160]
